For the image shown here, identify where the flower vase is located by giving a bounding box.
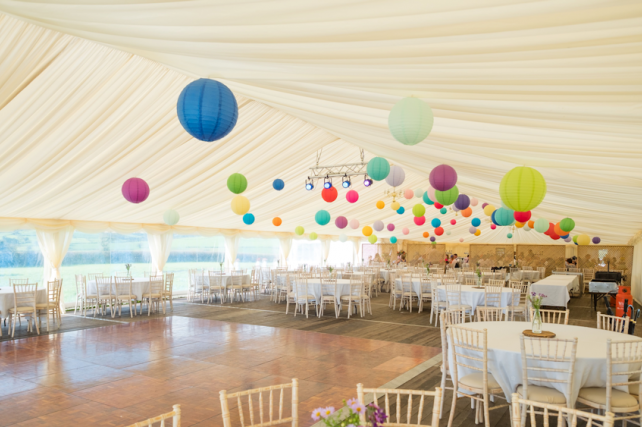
[531,308,543,334]
[476,276,482,287]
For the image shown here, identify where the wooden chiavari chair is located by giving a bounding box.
[597,311,629,333]
[511,393,614,427]
[35,279,63,332]
[127,405,181,427]
[163,273,175,311]
[356,384,442,426]
[529,308,569,325]
[8,283,39,337]
[114,276,137,318]
[476,306,505,322]
[219,379,298,427]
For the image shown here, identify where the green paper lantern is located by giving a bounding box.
[412,203,426,218]
[572,235,578,244]
[560,218,575,233]
[315,210,331,226]
[368,234,378,244]
[499,166,547,212]
[440,207,447,214]
[366,157,390,181]
[388,97,434,146]
[309,232,318,241]
[434,185,459,206]
[534,218,549,233]
[295,226,304,236]
[507,233,513,239]
[163,209,180,226]
[227,173,247,194]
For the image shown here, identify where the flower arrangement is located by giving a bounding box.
[528,292,547,334]
[396,250,407,261]
[219,262,224,274]
[328,266,334,274]
[125,263,132,275]
[528,292,547,310]
[312,398,387,427]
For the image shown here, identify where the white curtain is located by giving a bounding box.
[225,235,240,272]
[349,237,362,264]
[322,239,332,266]
[36,226,74,303]
[279,237,293,268]
[147,231,174,274]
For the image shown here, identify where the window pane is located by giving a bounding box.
[326,241,353,266]
[164,234,225,292]
[0,230,44,285]
[236,238,280,271]
[288,240,322,268]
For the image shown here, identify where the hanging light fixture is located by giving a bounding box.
[323,176,333,189]
[342,175,351,188]
[363,175,373,187]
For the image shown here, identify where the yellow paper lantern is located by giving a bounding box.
[577,234,590,245]
[474,229,481,236]
[483,204,495,217]
[231,195,250,215]
[362,226,373,237]
[391,201,401,211]
[515,221,525,228]
[309,232,318,241]
[376,200,385,209]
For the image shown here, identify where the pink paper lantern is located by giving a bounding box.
[335,216,348,229]
[427,186,436,202]
[346,190,359,203]
[429,164,457,191]
[349,219,360,229]
[450,219,456,225]
[122,177,149,204]
[459,238,464,242]
[470,197,479,207]
[413,216,426,226]
[387,223,395,231]
[403,189,414,199]
[402,227,410,235]
[482,203,488,209]
[490,224,496,230]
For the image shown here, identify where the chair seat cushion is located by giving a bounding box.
[9,306,35,313]
[516,385,566,404]
[449,304,472,311]
[143,293,162,298]
[86,295,98,299]
[35,303,57,309]
[116,295,136,300]
[578,387,638,408]
[459,373,501,391]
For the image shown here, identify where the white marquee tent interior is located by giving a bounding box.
[0,1,640,295]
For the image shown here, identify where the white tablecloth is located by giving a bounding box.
[303,278,351,303]
[510,270,541,281]
[437,285,518,313]
[0,287,47,315]
[191,274,251,288]
[340,270,390,285]
[447,322,642,403]
[87,278,151,300]
[530,275,579,308]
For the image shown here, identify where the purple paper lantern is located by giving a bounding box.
[373,220,384,232]
[430,236,436,242]
[122,178,150,204]
[429,164,457,191]
[482,203,488,209]
[592,236,601,244]
[387,223,395,232]
[335,216,348,229]
[454,194,470,210]
[564,236,572,243]
[469,226,477,234]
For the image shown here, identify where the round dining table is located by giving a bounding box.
[0,286,47,315]
[447,321,642,403]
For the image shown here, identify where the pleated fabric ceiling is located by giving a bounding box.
[0,0,640,245]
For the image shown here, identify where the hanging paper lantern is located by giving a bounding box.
[527,220,535,229]
[427,186,437,203]
[402,227,410,235]
[391,201,401,211]
[309,232,318,241]
[368,235,378,244]
[446,230,451,235]
[362,226,373,237]
[376,200,385,209]
[471,218,481,227]
[495,208,515,226]
[482,203,488,209]
[350,219,360,229]
[373,220,384,232]
[423,232,429,238]
[429,164,458,191]
[412,204,426,217]
[514,211,531,223]
[490,224,497,230]
[423,191,434,205]
[431,218,441,228]
[452,205,460,213]
[434,202,443,209]
[515,221,525,229]
[397,206,405,214]
[414,216,426,226]
[564,236,572,242]
[459,238,464,242]
[414,189,423,198]
[592,237,601,244]
[554,222,566,237]
[295,226,304,236]
[454,194,470,210]
[440,208,447,214]
[435,186,459,206]
[524,225,531,231]
[483,205,496,217]
[545,222,555,236]
[450,219,456,225]
[474,229,481,236]
[560,233,569,239]
[387,223,395,231]
[560,218,575,233]
[404,189,414,199]
[367,157,390,181]
[122,178,150,204]
[321,187,338,203]
[346,190,359,204]
[227,173,248,194]
[339,233,348,242]
[434,227,444,236]
[470,198,479,207]
[177,78,238,141]
[572,235,578,244]
[231,195,250,215]
[390,236,398,244]
[577,234,590,245]
[272,217,282,226]
[163,209,180,226]
[430,236,436,242]
[315,210,331,226]
[469,227,477,234]
[550,233,560,241]
[499,166,547,212]
[242,213,255,225]
[335,216,348,229]
[272,179,285,191]
[385,165,405,187]
[461,207,472,218]
[388,97,434,145]
[507,233,513,239]
[491,210,499,226]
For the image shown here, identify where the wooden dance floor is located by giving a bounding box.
[0,316,440,426]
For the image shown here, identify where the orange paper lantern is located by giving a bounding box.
[527,220,535,228]
[515,221,525,228]
[423,231,429,238]
[376,200,385,209]
[272,217,282,226]
[474,229,481,236]
[461,207,473,217]
[554,222,565,236]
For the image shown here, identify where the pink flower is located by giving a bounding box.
[347,398,358,407]
[311,408,323,421]
[350,402,366,415]
[322,407,335,418]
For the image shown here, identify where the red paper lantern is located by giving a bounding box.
[514,211,531,223]
[544,222,555,236]
[346,190,359,203]
[414,216,426,226]
[434,227,444,236]
[122,178,150,204]
[490,224,496,230]
[434,202,443,209]
[450,219,456,225]
[322,187,337,202]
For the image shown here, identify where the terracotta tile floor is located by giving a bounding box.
[0,316,440,426]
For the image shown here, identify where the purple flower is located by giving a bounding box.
[321,407,335,418]
[350,402,366,415]
[311,408,323,421]
[347,398,358,407]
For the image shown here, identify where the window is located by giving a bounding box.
[0,230,44,285]
[164,234,225,292]
[288,239,322,268]
[326,241,353,266]
[236,238,280,271]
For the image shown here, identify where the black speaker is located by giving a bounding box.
[595,271,622,282]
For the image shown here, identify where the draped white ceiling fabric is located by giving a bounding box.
[0,1,640,245]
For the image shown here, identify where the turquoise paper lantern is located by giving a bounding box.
[242,213,255,225]
[440,207,447,214]
[431,218,441,228]
[390,236,398,244]
[272,179,284,191]
[423,191,434,205]
[315,210,331,226]
[367,157,390,181]
[471,218,481,227]
[397,206,405,214]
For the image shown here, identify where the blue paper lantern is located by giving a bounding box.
[397,206,405,214]
[423,191,434,205]
[440,207,447,214]
[315,210,331,226]
[390,236,398,244]
[272,179,284,191]
[177,79,238,142]
[431,218,441,228]
[471,218,481,227]
[242,213,255,225]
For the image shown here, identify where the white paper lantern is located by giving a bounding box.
[339,233,348,242]
[385,165,405,187]
[163,209,180,226]
[414,188,423,198]
[373,220,384,232]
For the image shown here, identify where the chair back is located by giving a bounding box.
[419,276,431,298]
[127,404,181,427]
[75,274,87,297]
[231,270,244,286]
[87,273,103,282]
[583,268,594,280]
[448,325,489,393]
[13,283,38,310]
[537,267,546,277]
[164,273,174,295]
[510,393,614,427]
[96,276,113,299]
[597,311,629,333]
[219,379,298,427]
[208,271,224,289]
[476,306,505,322]
[444,284,462,308]
[488,279,504,287]
[522,266,533,271]
[356,384,442,426]
[9,278,29,285]
[115,276,133,298]
[401,274,413,294]
[519,335,577,405]
[46,279,62,305]
[605,339,642,413]
[464,277,476,286]
[530,308,569,325]
[484,285,503,307]
[321,278,337,297]
[149,277,164,295]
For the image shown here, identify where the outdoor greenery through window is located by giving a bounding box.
[236,238,280,271]
[164,234,225,292]
[288,240,322,268]
[0,230,44,285]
